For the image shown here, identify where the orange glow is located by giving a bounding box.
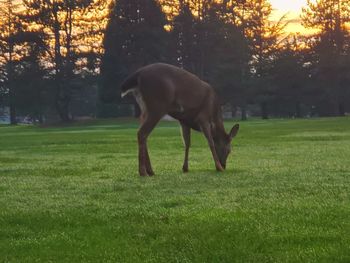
[270,0,317,35]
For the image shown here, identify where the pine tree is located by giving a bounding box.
[302,0,350,116]
[100,0,169,108]
[242,0,286,119]
[272,38,310,117]
[167,0,247,118]
[171,3,197,71]
[12,42,47,123]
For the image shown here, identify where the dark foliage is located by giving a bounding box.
[1,0,350,122]
[100,0,169,105]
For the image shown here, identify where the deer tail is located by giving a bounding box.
[120,71,140,98]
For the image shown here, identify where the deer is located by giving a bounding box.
[121,63,240,176]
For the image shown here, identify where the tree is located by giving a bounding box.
[171,2,197,70]
[243,0,286,119]
[207,0,286,120]
[19,0,108,121]
[302,0,350,116]
[12,42,47,123]
[170,1,245,89]
[0,0,22,124]
[204,2,247,109]
[100,0,169,111]
[272,37,311,117]
[216,0,252,120]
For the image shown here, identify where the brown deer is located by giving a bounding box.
[121,63,239,176]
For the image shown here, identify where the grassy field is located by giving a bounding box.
[0,117,350,262]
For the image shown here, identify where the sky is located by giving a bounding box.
[270,0,312,35]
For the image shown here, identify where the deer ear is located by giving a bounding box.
[229,124,240,140]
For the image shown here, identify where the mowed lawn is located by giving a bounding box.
[0,118,350,262]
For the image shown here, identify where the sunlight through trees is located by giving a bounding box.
[0,0,349,122]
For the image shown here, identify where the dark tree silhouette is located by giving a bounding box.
[100,0,169,116]
[171,3,197,71]
[302,0,350,116]
[244,0,286,119]
[19,0,107,122]
[272,38,311,117]
[1,0,349,122]
[12,42,47,123]
[0,0,21,124]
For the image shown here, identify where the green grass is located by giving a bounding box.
[1,117,350,262]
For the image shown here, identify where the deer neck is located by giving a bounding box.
[211,119,227,141]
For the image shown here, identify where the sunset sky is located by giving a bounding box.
[270,0,313,35]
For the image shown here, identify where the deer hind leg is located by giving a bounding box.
[180,122,191,173]
[135,90,152,176]
[138,115,162,176]
[199,122,224,172]
[137,113,163,176]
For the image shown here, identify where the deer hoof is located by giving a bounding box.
[216,165,225,172]
[182,166,189,173]
[139,169,148,177]
[147,170,155,176]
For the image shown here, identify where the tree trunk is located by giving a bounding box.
[338,102,345,116]
[241,104,247,121]
[9,99,17,125]
[261,102,268,120]
[6,2,16,125]
[295,101,302,118]
[56,99,71,122]
[38,113,43,124]
[230,103,235,118]
[8,79,17,125]
[55,84,71,122]
[8,63,16,125]
[52,10,71,122]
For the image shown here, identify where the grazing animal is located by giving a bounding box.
[121,63,239,176]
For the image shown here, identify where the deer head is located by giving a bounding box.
[214,124,240,169]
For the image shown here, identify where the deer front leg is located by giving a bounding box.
[200,122,224,172]
[180,123,191,173]
[145,149,154,176]
[137,132,148,177]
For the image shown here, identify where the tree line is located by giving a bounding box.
[1,0,350,124]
